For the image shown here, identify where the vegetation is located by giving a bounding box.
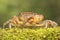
[0,27,60,40]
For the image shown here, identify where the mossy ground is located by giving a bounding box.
[0,26,60,40]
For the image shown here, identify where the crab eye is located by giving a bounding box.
[35,15,39,18]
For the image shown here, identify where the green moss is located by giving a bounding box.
[0,27,60,40]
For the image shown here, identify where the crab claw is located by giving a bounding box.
[43,20,58,28]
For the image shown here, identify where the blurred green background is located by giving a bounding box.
[0,0,60,27]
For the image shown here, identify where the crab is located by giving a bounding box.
[3,12,58,29]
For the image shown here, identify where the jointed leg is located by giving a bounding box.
[45,22,48,28]
[9,23,15,29]
[43,20,58,28]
